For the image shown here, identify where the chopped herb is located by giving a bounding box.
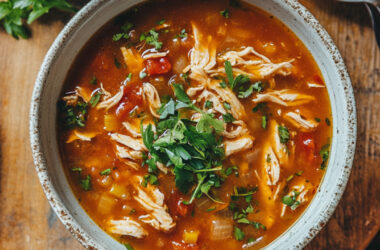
[89,75,97,85]
[278,125,290,144]
[157,19,166,25]
[234,227,245,241]
[238,81,263,98]
[247,238,256,244]
[100,168,111,176]
[266,154,271,163]
[286,174,294,182]
[126,73,132,81]
[175,28,187,38]
[129,208,136,215]
[140,29,163,50]
[205,100,213,109]
[58,100,88,129]
[314,117,321,122]
[261,115,267,129]
[80,175,91,191]
[252,102,267,113]
[71,167,82,172]
[325,118,331,126]
[114,58,121,68]
[181,72,190,84]
[197,113,224,133]
[295,170,303,176]
[220,9,230,18]
[224,61,252,95]
[219,80,227,88]
[282,190,301,210]
[89,91,102,107]
[172,83,190,103]
[206,207,216,212]
[113,22,133,41]
[139,70,147,79]
[223,166,239,177]
[222,113,235,123]
[123,243,134,250]
[320,143,330,169]
[142,174,159,187]
[223,102,231,110]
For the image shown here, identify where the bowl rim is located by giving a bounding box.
[29,0,357,249]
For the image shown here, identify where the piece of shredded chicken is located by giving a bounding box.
[263,144,280,186]
[97,86,124,111]
[133,177,175,231]
[108,218,148,238]
[110,133,147,151]
[66,130,99,143]
[224,135,254,157]
[222,120,249,139]
[116,145,142,162]
[142,82,161,118]
[284,112,318,131]
[252,89,315,107]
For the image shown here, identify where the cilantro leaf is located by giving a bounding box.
[278,125,290,144]
[196,113,224,133]
[220,9,230,18]
[172,83,190,103]
[320,142,330,169]
[224,61,234,88]
[80,175,91,191]
[140,28,162,50]
[174,167,194,193]
[100,168,111,175]
[222,113,235,123]
[141,123,155,150]
[234,227,245,241]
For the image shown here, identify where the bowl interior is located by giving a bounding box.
[30,0,356,249]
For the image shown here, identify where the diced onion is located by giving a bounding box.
[97,194,117,214]
[104,114,118,132]
[210,217,233,240]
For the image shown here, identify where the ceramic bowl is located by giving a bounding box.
[30,0,357,249]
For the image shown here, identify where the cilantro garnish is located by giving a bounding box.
[234,227,245,241]
[113,21,133,41]
[58,100,88,129]
[278,125,290,144]
[123,243,134,250]
[140,28,163,50]
[320,142,330,169]
[89,75,97,85]
[100,168,111,176]
[80,175,91,191]
[282,190,301,210]
[89,91,102,107]
[220,9,230,18]
[141,84,227,204]
[175,28,187,39]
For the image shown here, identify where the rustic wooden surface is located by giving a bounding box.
[0,1,379,249]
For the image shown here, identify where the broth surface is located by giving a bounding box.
[58,1,332,249]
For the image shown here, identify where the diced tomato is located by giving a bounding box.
[296,132,317,162]
[313,74,324,85]
[169,189,194,218]
[115,83,143,120]
[146,57,172,75]
[171,241,199,250]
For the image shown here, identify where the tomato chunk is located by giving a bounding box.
[168,190,194,218]
[297,132,316,162]
[171,241,199,250]
[146,57,172,75]
[116,83,143,120]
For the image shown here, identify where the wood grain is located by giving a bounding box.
[0,1,378,249]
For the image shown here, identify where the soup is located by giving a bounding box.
[57,0,332,249]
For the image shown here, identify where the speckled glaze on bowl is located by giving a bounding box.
[29,0,357,249]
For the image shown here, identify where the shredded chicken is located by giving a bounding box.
[222,120,249,139]
[142,83,161,118]
[97,86,124,110]
[186,86,204,97]
[100,83,111,98]
[280,179,314,217]
[264,145,280,186]
[142,50,169,59]
[133,178,175,231]
[252,89,315,107]
[108,218,148,238]
[196,89,226,114]
[224,136,254,157]
[284,112,318,131]
[210,80,246,119]
[156,162,168,174]
[116,145,142,162]
[110,133,147,151]
[76,86,92,103]
[62,93,78,106]
[66,130,98,143]
[307,82,325,88]
[122,122,142,138]
[268,120,289,166]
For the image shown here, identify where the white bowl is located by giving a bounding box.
[30,0,357,249]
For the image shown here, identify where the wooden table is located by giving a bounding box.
[0,1,379,249]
